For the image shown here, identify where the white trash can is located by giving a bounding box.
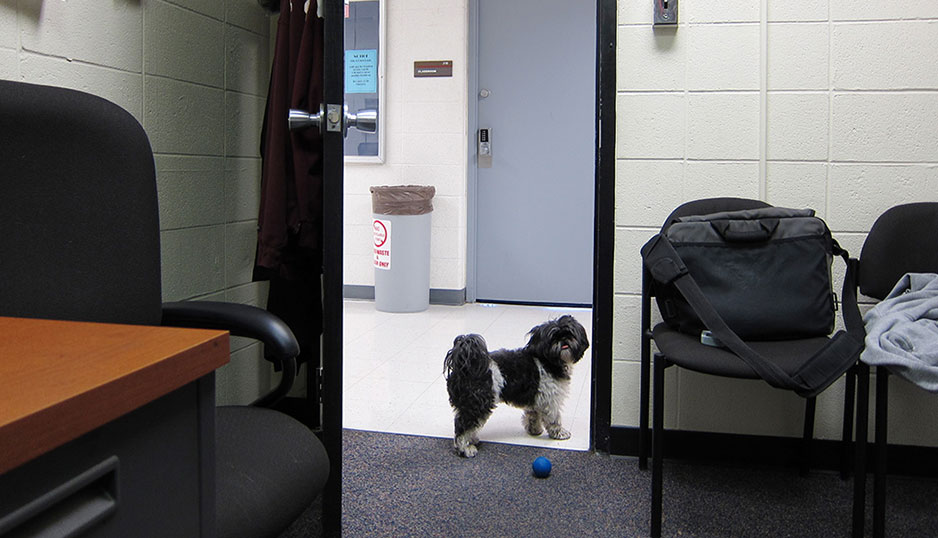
[370,185,435,312]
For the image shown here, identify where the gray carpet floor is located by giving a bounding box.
[283,429,938,537]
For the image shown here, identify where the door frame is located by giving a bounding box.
[467,0,616,453]
[321,0,346,532]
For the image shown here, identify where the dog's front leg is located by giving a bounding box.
[454,432,479,457]
[523,409,544,436]
[546,422,571,440]
[541,406,571,440]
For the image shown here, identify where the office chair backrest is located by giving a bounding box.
[858,202,938,301]
[661,197,772,233]
[0,81,162,325]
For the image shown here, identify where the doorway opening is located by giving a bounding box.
[338,0,614,455]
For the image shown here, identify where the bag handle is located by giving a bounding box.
[642,233,862,398]
[709,218,778,242]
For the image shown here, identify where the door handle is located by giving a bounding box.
[288,105,377,137]
[343,104,377,136]
[288,105,323,131]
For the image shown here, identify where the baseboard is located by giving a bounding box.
[343,285,375,300]
[609,426,938,478]
[343,285,466,306]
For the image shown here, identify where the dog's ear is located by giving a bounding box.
[525,320,554,357]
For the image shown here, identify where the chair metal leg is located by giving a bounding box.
[841,366,857,480]
[873,367,889,538]
[852,363,870,538]
[639,332,651,470]
[640,271,652,471]
[800,396,816,476]
[651,353,667,538]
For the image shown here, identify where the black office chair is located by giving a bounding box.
[848,202,938,538]
[640,198,867,538]
[0,80,329,538]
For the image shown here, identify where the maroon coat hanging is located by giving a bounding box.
[255,0,325,280]
[254,0,325,375]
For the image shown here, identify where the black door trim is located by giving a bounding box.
[591,0,617,454]
[321,0,345,533]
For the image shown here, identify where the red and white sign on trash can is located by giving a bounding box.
[369,185,435,312]
[373,218,391,270]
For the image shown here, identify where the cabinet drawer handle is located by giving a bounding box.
[0,456,119,537]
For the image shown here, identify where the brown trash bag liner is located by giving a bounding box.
[370,185,436,215]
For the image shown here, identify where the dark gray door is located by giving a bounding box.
[475,0,595,306]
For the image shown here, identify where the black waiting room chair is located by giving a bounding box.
[639,198,868,537]
[0,80,328,538]
[847,202,938,538]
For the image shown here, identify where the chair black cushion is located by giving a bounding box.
[215,406,330,538]
[652,323,833,380]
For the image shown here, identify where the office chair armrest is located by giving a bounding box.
[162,301,301,407]
[161,301,299,362]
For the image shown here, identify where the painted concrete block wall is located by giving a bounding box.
[614,0,938,445]
[0,0,275,405]
[343,0,468,294]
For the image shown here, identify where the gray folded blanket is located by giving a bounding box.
[862,273,938,392]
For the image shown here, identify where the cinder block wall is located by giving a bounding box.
[343,1,469,296]
[613,0,938,445]
[0,0,275,405]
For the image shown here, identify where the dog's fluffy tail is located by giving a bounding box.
[443,333,491,381]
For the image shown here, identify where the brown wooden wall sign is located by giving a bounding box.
[414,60,453,77]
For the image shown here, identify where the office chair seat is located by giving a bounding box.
[652,323,833,379]
[215,406,329,538]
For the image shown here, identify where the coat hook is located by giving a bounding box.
[258,0,280,14]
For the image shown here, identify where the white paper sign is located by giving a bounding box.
[373,218,391,270]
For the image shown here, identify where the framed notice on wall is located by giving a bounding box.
[345,0,385,163]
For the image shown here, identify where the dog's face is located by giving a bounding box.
[525,315,589,365]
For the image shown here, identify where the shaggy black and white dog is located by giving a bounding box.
[443,315,589,458]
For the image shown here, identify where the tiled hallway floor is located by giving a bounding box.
[342,300,592,451]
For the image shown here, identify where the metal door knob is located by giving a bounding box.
[479,88,491,98]
[288,105,377,136]
[288,106,323,131]
[343,105,377,136]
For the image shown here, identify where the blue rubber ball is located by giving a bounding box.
[532,456,552,478]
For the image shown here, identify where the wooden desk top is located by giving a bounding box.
[0,317,229,475]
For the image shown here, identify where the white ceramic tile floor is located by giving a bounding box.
[342,300,593,451]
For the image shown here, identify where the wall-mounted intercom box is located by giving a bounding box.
[654,0,677,26]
